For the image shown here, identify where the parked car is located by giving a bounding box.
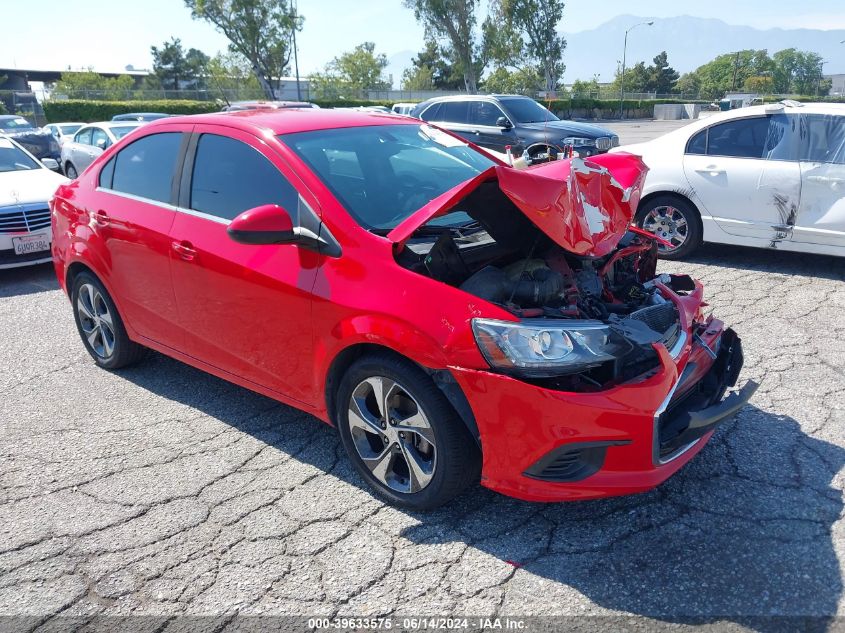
[0,136,67,269]
[612,101,845,259]
[44,122,85,149]
[221,100,319,112]
[392,102,417,115]
[0,115,61,163]
[61,122,143,178]
[111,113,171,122]
[410,95,619,162]
[52,110,753,508]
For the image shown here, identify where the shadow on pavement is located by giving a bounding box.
[682,243,844,281]
[118,351,844,625]
[0,262,59,297]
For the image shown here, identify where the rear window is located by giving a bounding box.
[110,132,182,204]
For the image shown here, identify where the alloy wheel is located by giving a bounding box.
[642,205,689,251]
[347,376,437,494]
[76,283,116,359]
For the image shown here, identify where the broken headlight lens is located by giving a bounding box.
[471,318,627,377]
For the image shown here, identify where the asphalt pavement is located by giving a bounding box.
[1,117,844,628]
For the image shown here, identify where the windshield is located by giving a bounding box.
[59,124,83,135]
[280,124,495,230]
[500,98,558,123]
[0,138,41,172]
[111,125,139,139]
[0,117,35,131]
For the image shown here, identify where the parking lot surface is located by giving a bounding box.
[3,244,844,627]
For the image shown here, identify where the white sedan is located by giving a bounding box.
[613,102,845,259]
[0,136,68,269]
[61,121,142,179]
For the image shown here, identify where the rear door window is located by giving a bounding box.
[110,132,183,204]
[189,133,299,221]
[439,101,470,124]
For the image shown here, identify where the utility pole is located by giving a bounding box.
[292,0,301,101]
[619,21,653,119]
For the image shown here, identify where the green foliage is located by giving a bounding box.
[681,48,828,99]
[611,51,679,94]
[184,0,301,98]
[310,42,390,99]
[403,40,463,90]
[53,72,137,100]
[0,101,7,115]
[483,66,543,95]
[42,100,219,123]
[150,37,210,90]
[404,0,484,93]
[205,52,263,98]
[569,76,601,95]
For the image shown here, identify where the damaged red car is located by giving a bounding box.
[51,110,757,509]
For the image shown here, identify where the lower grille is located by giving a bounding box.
[0,205,51,234]
[524,441,629,482]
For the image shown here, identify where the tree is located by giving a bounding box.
[483,66,543,95]
[53,71,136,99]
[205,52,263,100]
[404,40,462,90]
[743,75,774,94]
[675,72,701,97]
[184,0,301,99]
[310,42,390,99]
[772,48,825,95]
[150,38,210,90]
[570,75,600,95]
[404,0,484,93]
[497,0,566,93]
[647,51,679,94]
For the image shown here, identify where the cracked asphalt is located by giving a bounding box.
[1,243,844,629]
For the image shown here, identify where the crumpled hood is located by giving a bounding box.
[388,152,648,258]
[519,119,615,138]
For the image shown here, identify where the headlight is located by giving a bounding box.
[471,318,629,377]
[49,140,59,152]
[562,137,596,147]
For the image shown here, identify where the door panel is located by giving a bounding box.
[169,127,319,402]
[683,114,801,240]
[793,114,845,248]
[91,130,187,348]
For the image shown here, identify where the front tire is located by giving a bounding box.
[65,163,78,179]
[636,195,702,260]
[71,272,146,369]
[336,353,480,510]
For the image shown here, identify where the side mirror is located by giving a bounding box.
[95,139,108,150]
[496,116,513,129]
[41,158,60,172]
[227,204,296,245]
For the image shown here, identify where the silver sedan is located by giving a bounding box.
[60,121,142,178]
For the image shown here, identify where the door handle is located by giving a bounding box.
[695,165,725,175]
[171,240,197,261]
[94,209,110,226]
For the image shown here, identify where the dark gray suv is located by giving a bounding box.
[410,95,619,162]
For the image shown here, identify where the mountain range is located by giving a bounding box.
[383,15,845,88]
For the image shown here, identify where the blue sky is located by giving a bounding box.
[2,0,844,76]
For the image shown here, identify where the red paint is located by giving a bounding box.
[52,110,733,503]
[229,204,294,234]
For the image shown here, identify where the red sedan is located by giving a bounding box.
[51,109,756,509]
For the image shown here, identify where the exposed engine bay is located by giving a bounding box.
[394,170,699,391]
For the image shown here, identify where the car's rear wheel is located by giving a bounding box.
[636,195,702,260]
[336,353,480,509]
[65,163,78,179]
[71,272,146,369]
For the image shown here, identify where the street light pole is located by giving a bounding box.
[619,21,653,119]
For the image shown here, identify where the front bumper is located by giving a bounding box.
[451,323,754,502]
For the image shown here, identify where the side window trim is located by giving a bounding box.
[685,128,708,155]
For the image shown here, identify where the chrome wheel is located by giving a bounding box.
[76,283,115,359]
[347,376,437,494]
[642,205,689,251]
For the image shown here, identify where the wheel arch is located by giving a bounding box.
[323,342,480,447]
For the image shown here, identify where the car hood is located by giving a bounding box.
[2,129,52,142]
[388,152,648,258]
[0,168,68,206]
[518,119,615,137]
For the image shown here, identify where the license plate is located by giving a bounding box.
[12,232,50,256]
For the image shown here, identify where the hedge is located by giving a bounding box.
[43,100,219,123]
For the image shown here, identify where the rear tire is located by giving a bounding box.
[336,353,480,510]
[71,272,146,369]
[636,195,702,260]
